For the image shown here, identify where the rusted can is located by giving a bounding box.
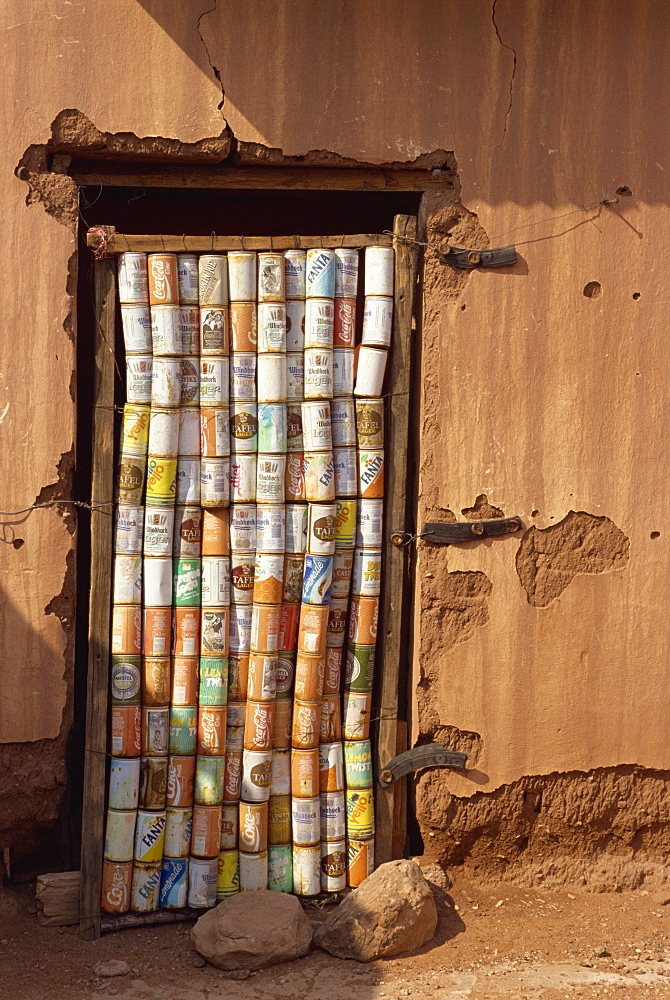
[258,252,285,302]
[229,504,255,550]
[200,358,230,407]
[345,787,375,838]
[302,556,333,606]
[354,345,387,397]
[116,454,147,506]
[148,253,179,305]
[201,608,230,657]
[239,801,268,854]
[304,452,335,502]
[111,604,142,655]
[141,655,171,707]
[286,353,305,402]
[342,691,372,740]
[343,739,373,787]
[197,705,227,756]
[286,300,305,352]
[109,757,141,810]
[143,556,173,608]
[333,348,355,397]
[257,303,286,353]
[220,803,239,850]
[177,253,199,304]
[270,748,291,795]
[268,844,293,892]
[191,804,223,858]
[333,297,356,348]
[356,499,384,548]
[101,860,132,914]
[145,457,177,508]
[284,408,303,457]
[272,696,293,749]
[282,558,304,607]
[114,504,144,555]
[169,705,198,756]
[171,653,198,703]
[257,404,287,454]
[143,506,173,557]
[362,295,393,347]
[253,553,284,605]
[301,401,332,452]
[217,850,240,898]
[256,354,287,403]
[248,653,277,702]
[294,651,325,703]
[250,605,280,658]
[148,406,180,457]
[241,749,273,801]
[285,453,306,503]
[306,249,335,299]
[334,499,357,549]
[256,455,286,504]
[227,252,257,302]
[358,450,385,500]
[304,298,334,349]
[229,604,252,654]
[268,794,292,844]
[364,245,394,296]
[321,838,347,892]
[142,607,171,659]
[244,700,275,752]
[179,306,200,354]
[293,845,321,896]
[173,505,202,558]
[126,355,153,404]
[297,602,329,654]
[118,253,149,304]
[306,504,336,556]
[320,693,342,742]
[230,301,257,351]
[151,357,182,407]
[348,596,379,646]
[200,306,229,355]
[121,403,151,456]
[110,656,141,707]
[121,304,152,354]
[291,748,320,798]
[200,408,231,458]
[351,548,382,596]
[344,644,375,698]
[173,557,201,607]
[229,454,256,503]
[230,553,255,605]
[159,857,189,909]
[188,856,218,907]
[202,507,230,556]
[323,646,344,695]
[198,255,228,307]
[227,654,248,702]
[284,250,306,299]
[326,598,348,648]
[230,352,257,402]
[167,756,196,808]
[254,505,284,554]
[141,706,169,756]
[331,549,354,597]
[230,403,258,453]
[320,791,346,840]
[194,755,226,806]
[304,349,333,400]
[291,795,320,846]
[112,556,142,607]
[330,399,356,448]
[104,809,137,862]
[239,851,268,892]
[151,305,182,356]
[223,748,243,801]
[130,862,162,913]
[199,657,228,706]
[134,809,166,863]
[291,701,321,750]
[275,650,295,698]
[200,458,229,506]
[334,248,359,298]
[176,457,200,505]
[319,741,344,792]
[201,556,230,606]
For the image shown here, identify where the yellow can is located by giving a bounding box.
[217,850,240,899]
[145,457,177,507]
[120,404,150,456]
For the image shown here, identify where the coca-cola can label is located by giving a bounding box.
[291,700,321,750]
[244,700,275,752]
[334,248,359,298]
[167,757,196,808]
[126,355,153,404]
[201,457,229,506]
[223,749,243,800]
[118,253,148,304]
[230,352,257,402]
[200,359,230,407]
[256,454,286,504]
[239,801,268,853]
[200,306,230,354]
[333,297,356,348]
[230,302,257,351]
[199,657,228,706]
[227,252,256,302]
[304,452,335,502]
[286,353,305,401]
[229,454,256,503]
[364,245,394,296]
[285,453,306,503]
[256,354,287,402]
[306,249,335,299]
[176,456,201,505]
[201,555,231,606]
[173,505,202,558]
[304,298,334,349]
[229,604,252,653]
[284,250,306,299]
[114,504,144,555]
[241,748,272,801]
[354,346,387,397]
[320,693,341,742]
[323,646,343,694]
[333,448,358,498]
[177,254,199,304]
[258,302,287,353]
[352,548,382,596]
[356,499,384,548]
[179,306,200,354]
[333,348,355,397]
[198,255,229,307]
[230,402,258,453]
[257,252,285,302]
[286,299,305,351]
[148,253,179,305]
[101,860,132,914]
[256,505,285,553]
[151,305,182,356]
[362,294,393,347]
[285,504,307,553]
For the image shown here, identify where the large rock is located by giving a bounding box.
[314,859,437,962]
[191,890,312,970]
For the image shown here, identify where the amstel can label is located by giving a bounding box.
[200,408,230,458]
[239,850,268,892]
[148,406,179,457]
[231,352,257,403]
[284,250,306,300]
[227,654,249,702]
[141,706,169,756]
[297,603,329,655]
[320,693,342,742]
[104,808,136,862]
[358,450,385,500]
[342,691,372,741]
[116,454,147,506]
[223,748,243,801]
[239,801,268,854]
[345,786,375,838]
[321,838,347,892]
[198,657,228,706]
[168,705,198,756]
[134,809,166,863]
[291,700,321,751]
[120,404,151,456]
[248,652,277,702]
[333,297,356,347]
[305,249,335,299]
[347,836,375,887]
[348,595,379,646]
[344,645,376,692]
[159,857,189,909]
[144,506,175,557]
[286,353,305,402]
[173,503,202,557]
[291,748,320,798]
[319,741,344,792]
[191,804,223,858]
[253,554,284,606]
[173,609,200,658]
[268,794,292,845]
[343,739,373,788]
[110,704,141,757]
[241,749,272,802]
[198,255,229,307]
[301,556,333,606]
[194,755,226,806]
[326,599,349,649]
[121,303,152,354]
[173,558,202,607]
[275,651,295,698]
[333,447,358,498]
[268,844,293,892]
[256,354,287,403]
[200,306,229,355]
[273,697,293,749]
[148,253,179,305]
[230,302,257,352]
[110,655,141,706]
[197,705,227,756]
[282,557,304,606]
[177,253,199,304]
[108,757,141,811]
[138,756,167,810]
[118,253,149,304]
[286,300,305,352]
[294,651,325,703]
[202,507,230,555]
[166,755,196,807]
[304,451,335,502]
[323,646,343,695]
[142,654,171,705]
[227,252,257,302]
[292,845,321,896]
[220,803,239,850]
[270,747,291,795]
[111,605,141,656]
[230,402,258,451]
[217,850,240,899]
[101,860,132,914]
[354,345,387,398]
[291,795,320,846]
[285,453,306,502]
[188,856,218,908]
[258,252,285,302]
[113,504,144,555]
[170,656,198,706]
[131,861,163,912]
[320,791,346,840]
[278,602,299,652]
[331,549,354,598]
[362,295,393,348]
[145,457,177,507]
[257,303,287,352]
[244,700,275,751]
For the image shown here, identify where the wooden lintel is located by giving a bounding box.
[87,232,395,253]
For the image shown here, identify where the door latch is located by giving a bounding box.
[421,516,523,545]
[379,743,468,785]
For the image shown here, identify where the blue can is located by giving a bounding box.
[159,857,189,909]
[301,554,333,605]
[305,250,335,299]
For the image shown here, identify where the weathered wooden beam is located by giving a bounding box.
[36,871,81,927]
[86,231,394,254]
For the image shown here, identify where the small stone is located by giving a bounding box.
[193,956,206,968]
[92,960,130,978]
[594,946,611,958]
[230,969,251,980]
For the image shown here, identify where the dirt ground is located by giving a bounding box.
[1,869,670,1000]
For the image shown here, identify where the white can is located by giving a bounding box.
[148,407,180,457]
[104,809,136,862]
[286,300,305,351]
[200,358,230,407]
[179,306,200,354]
[113,554,142,605]
[108,757,141,811]
[271,749,292,795]
[320,791,346,840]
[229,605,253,654]
[199,255,229,306]
[201,458,229,506]
[126,355,153,405]
[121,305,152,353]
[334,248,359,298]
[256,455,286,504]
[356,499,384,548]
[239,850,268,891]
[292,845,321,896]
[230,403,258,454]
[180,357,200,406]
[231,552,255,605]
[130,862,163,912]
[151,358,182,408]
[257,403,287,454]
[256,355,287,403]
[304,452,335,502]
[362,295,393,347]
[242,750,272,802]
[364,245,394,296]
[229,455,257,503]
[284,250,306,299]
[321,838,347,892]
[176,457,200,504]
[118,253,149,304]
[354,345,387,397]
[301,401,332,451]
[143,556,173,606]
[230,353,257,402]
[227,252,257,302]
[304,298,334,349]
[257,303,287,353]
[229,505,256,550]
[257,252,285,302]
[352,548,382,597]
[114,505,144,555]
[306,249,335,299]
[134,810,166,863]
[286,353,305,402]
[173,506,202,558]
[304,350,333,400]
[333,447,358,497]
[177,254,199,304]
[307,503,337,556]
[188,857,218,907]
[151,305,182,356]
[330,399,356,447]
[179,408,201,457]
[200,408,231,458]
[291,796,320,846]
[286,505,308,554]
[256,505,285,553]
[332,349,355,397]
[202,555,231,606]
[319,742,344,792]
[343,691,372,740]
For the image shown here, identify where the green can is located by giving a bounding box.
[275,650,295,700]
[169,705,198,755]
[110,655,141,706]
[195,755,226,806]
[173,558,202,606]
[344,740,373,788]
[268,844,293,893]
[344,644,375,692]
[199,658,228,706]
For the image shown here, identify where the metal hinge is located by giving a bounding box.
[421,516,523,545]
[436,245,518,269]
[379,743,468,786]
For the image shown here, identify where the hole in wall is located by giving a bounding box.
[633,292,640,300]
[531,510,539,517]
[583,281,602,299]
[12,538,25,549]
[616,185,633,197]
[651,531,660,539]
[460,303,466,311]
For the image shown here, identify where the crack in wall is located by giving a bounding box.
[491,0,517,148]
[197,1,225,121]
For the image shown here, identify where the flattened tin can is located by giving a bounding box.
[344,644,376,693]
[121,304,152,354]
[177,253,199,304]
[138,756,167,809]
[323,646,344,695]
[223,748,242,801]
[145,457,177,508]
[356,499,384,548]
[286,300,305,351]
[286,353,305,401]
[112,555,142,606]
[257,302,287,353]
[321,838,347,892]
[191,803,223,858]
[134,809,166,863]
[291,795,320,846]
[257,252,285,302]
[330,398,356,447]
[297,603,329,655]
[291,748,320,798]
[229,454,256,503]
[302,555,333,606]
[187,856,218,907]
[239,851,268,892]
[229,603,252,654]
[319,741,344,792]
[256,354,287,403]
[230,402,258,452]
[291,700,321,751]
[217,850,240,898]
[195,754,226,805]
[227,252,256,302]
[256,454,286,504]
[114,504,144,555]
[167,755,196,807]
[305,298,334,349]
[147,406,179,457]
[230,301,257,351]
[141,706,169,757]
[118,253,148,304]
[354,345,387,397]
[294,651,325,703]
[268,844,293,892]
[334,248,359,298]
[198,255,228,307]
[111,604,141,655]
[197,705,227,756]
[104,808,136,862]
[201,555,231,606]
[220,803,239,850]
[151,305,182,356]
[305,249,335,299]
[202,507,230,556]
[126,355,153,404]
[108,757,141,810]
[342,690,372,741]
[200,358,230,407]
[169,705,198,756]
[303,451,335,502]
[364,245,394,296]
[171,653,199,703]
[130,862,162,913]
[173,505,202,558]
[159,856,189,909]
[198,656,228,706]
[243,700,275,752]
[241,748,272,801]
[101,860,132,914]
[284,249,306,299]
[270,747,291,795]
[230,352,257,402]
[343,739,373,788]
[293,845,321,896]
[362,294,393,347]
[285,453,306,503]
[320,692,342,742]
[239,801,268,854]
[345,787,375,839]
[268,794,292,845]
[148,253,179,305]
[144,506,174,556]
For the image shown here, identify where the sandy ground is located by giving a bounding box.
[1,873,670,1000]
